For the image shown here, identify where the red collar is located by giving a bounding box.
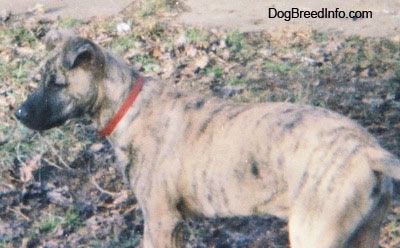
[98,76,145,136]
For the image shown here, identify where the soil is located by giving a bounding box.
[0,1,399,248]
[179,0,400,37]
[1,0,399,37]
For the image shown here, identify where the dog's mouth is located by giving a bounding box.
[15,103,69,131]
[14,89,71,131]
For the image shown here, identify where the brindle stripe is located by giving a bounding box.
[282,111,304,131]
[255,112,271,128]
[250,160,260,178]
[226,105,252,120]
[184,97,205,110]
[197,104,227,135]
[295,129,367,199]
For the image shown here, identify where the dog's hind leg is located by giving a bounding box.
[345,177,391,248]
[288,170,389,248]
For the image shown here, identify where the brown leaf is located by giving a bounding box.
[19,155,40,183]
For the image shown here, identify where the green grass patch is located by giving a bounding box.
[0,26,38,47]
[111,34,140,54]
[131,54,158,72]
[89,234,140,248]
[311,30,329,43]
[226,76,246,86]
[224,30,246,54]
[264,61,302,76]
[206,66,223,78]
[57,18,83,28]
[35,208,82,234]
[61,208,82,231]
[138,0,166,17]
[185,28,210,43]
[37,214,60,233]
[380,39,400,54]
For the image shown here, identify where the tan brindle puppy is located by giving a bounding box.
[15,34,400,248]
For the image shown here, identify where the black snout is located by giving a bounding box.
[14,99,51,131]
[14,88,69,131]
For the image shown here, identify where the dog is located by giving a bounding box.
[15,33,400,248]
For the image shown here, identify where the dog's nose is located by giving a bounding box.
[15,106,28,121]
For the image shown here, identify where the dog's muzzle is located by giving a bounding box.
[14,101,48,131]
[14,87,69,131]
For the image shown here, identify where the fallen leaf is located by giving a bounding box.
[19,155,40,183]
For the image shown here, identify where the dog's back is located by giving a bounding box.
[127,83,399,247]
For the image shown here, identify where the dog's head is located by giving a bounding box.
[15,35,106,130]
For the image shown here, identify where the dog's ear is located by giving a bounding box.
[62,37,105,70]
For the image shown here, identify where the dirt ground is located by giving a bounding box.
[1,0,399,37]
[179,0,400,37]
[0,0,132,20]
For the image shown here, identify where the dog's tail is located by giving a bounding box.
[368,147,400,180]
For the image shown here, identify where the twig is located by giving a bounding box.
[39,134,73,170]
[42,157,64,170]
[123,204,139,216]
[9,207,31,222]
[89,176,119,197]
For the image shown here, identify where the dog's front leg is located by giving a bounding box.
[141,207,182,248]
[138,186,183,248]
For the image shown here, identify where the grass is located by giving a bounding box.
[0,121,91,170]
[111,33,140,55]
[224,30,246,54]
[137,0,167,17]
[36,214,60,233]
[185,28,210,43]
[61,208,82,231]
[264,61,302,76]
[311,30,329,43]
[89,237,140,248]
[100,20,119,32]
[0,56,37,85]
[56,18,83,28]
[226,76,246,86]
[131,54,158,72]
[7,27,38,47]
[35,208,81,234]
[394,62,400,79]
[206,66,223,78]
[380,39,400,54]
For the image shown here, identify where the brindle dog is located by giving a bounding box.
[15,33,400,248]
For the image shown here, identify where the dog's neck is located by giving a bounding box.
[98,75,145,136]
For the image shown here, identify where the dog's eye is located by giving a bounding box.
[48,74,67,89]
[54,78,67,87]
